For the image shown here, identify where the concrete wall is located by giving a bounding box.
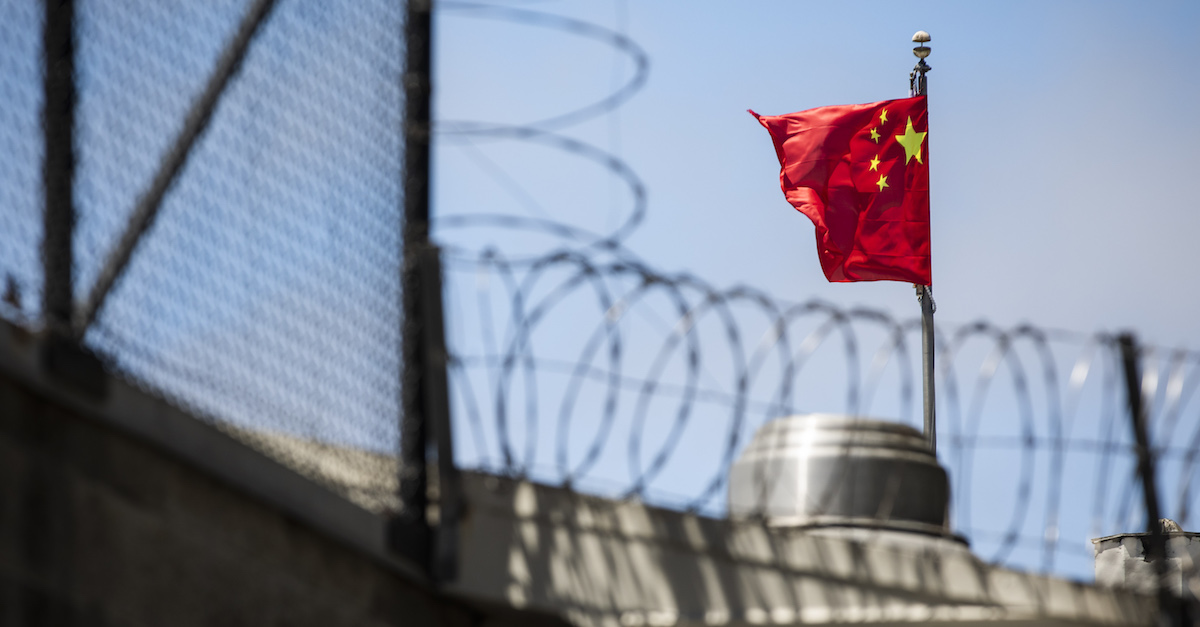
[0,367,454,626]
[1094,532,1200,599]
[449,474,1158,627]
[0,320,573,627]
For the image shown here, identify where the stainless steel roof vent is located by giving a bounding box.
[728,414,950,536]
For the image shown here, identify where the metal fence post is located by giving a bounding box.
[42,0,76,334]
[393,0,457,579]
[39,0,106,398]
[419,244,458,582]
[1118,332,1184,624]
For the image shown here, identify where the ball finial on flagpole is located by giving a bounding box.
[912,31,931,59]
[910,31,931,97]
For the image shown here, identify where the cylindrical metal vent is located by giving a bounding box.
[728,414,950,536]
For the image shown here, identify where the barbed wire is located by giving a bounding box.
[441,241,1200,568]
[431,1,1200,581]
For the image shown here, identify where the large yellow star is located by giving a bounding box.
[869,127,881,143]
[875,175,888,192]
[894,117,926,164]
[879,109,888,125]
[869,155,881,172]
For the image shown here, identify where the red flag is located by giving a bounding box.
[751,96,930,285]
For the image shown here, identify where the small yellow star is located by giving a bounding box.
[869,155,881,172]
[894,116,927,164]
[869,127,881,143]
[876,175,888,192]
[879,109,888,125]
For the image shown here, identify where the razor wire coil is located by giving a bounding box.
[2,0,1199,584]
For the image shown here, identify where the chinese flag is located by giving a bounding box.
[751,96,930,285]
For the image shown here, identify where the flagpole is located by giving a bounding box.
[910,31,936,456]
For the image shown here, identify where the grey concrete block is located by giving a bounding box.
[1,359,452,626]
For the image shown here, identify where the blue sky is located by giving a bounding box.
[436,0,1200,344]
[433,0,1200,580]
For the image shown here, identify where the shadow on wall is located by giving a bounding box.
[447,470,1154,626]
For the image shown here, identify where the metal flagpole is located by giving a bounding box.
[910,31,936,455]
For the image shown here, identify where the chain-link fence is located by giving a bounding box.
[2,0,408,514]
[82,0,406,513]
[0,1,44,327]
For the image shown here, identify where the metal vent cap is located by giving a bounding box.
[728,414,950,536]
